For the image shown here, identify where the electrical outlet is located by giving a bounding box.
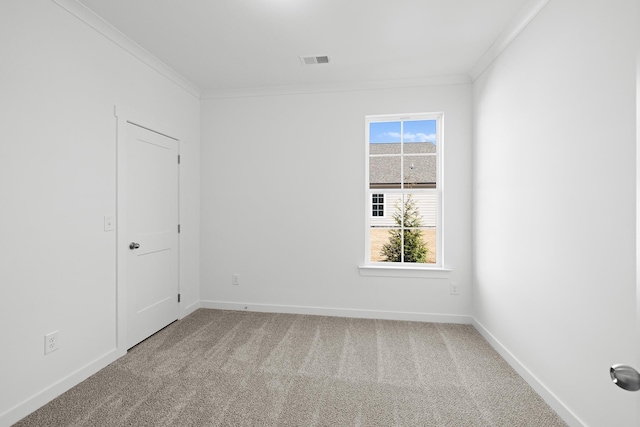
[232,274,240,285]
[450,283,459,295]
[44,331,59,355]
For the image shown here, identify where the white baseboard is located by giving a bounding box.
[3,307,583,427]
[200,300,472,324]
[471,318,585,427]
[180,300,200,319]
[0,349,121,427]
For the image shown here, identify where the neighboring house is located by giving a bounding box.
[369,142,437,228]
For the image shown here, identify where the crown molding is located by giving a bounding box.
[469,0,551,81]
[201,75,471,100]
[50,0,548,99]
[51,0,202,99]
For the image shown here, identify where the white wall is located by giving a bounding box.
[0,1,200,424]
[200,83,472,321]
[8,0,635,425]
[472,0,637,425]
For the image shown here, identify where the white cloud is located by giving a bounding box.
[383,132,435,142]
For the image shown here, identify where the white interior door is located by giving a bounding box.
[126,122,179,349]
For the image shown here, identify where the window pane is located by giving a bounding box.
[370,142,401,155]
[370,121,401,156]
[403,155,436,188]
[403,120,437,154]
[370,227,400,262]
[369,122,401,143]
[401,194,431,263]
[369,156,401,189]
[404,141,436,154]
[400,194,420,228]
[404,193,437,227]
[402,228,435,264]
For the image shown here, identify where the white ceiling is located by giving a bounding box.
[77,0,531,93]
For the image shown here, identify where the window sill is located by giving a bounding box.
[358,264,452,279]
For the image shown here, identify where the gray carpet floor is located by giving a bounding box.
[15,309,567,426]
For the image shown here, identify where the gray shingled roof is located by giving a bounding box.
[370,142,436,155]
[369,143,436,187]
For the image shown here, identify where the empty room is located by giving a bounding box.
[1,0,638,426]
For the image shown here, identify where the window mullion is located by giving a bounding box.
[400,120,405,263]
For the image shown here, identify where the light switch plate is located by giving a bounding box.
[104,215,115,231]
[450,282,459,295]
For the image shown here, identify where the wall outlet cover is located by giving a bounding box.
[44,331,59,354]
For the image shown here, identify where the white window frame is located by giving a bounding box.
[360,112,449,277]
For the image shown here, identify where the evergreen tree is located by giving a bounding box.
[381,195,428,263]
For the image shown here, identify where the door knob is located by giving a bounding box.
[610,364,640,391]
[129,242,140,250]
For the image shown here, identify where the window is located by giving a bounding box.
[372,194,384,217]
[365,113,442,267]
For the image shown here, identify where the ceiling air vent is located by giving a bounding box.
[300,55,330,65]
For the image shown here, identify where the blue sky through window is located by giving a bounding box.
[369,120,436,144]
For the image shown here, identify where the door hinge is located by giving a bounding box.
[178,155,181,164]
[178,224,181,233]
[178,293,181,303]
